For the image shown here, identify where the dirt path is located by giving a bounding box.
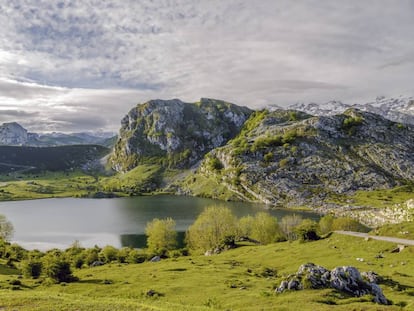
[335,230,414,246]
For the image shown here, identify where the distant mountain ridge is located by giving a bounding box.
[0,122,116,147]
[288,96,414,125]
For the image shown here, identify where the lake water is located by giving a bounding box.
[0,195,320,250]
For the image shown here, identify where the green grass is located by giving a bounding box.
[0,171,98,201]
[1,234,413,310]
[329,185,414,209]
[371,221,414,240]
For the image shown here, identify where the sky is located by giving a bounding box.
[0,0,413,133]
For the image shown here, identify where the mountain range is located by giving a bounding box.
[285,95,414,125]
[1,96,414,210]
[108,97,414,209]
[0,122,116,147]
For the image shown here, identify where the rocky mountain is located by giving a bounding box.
[180,108,414,207]
[289,96,414,125]
[0,122,28,145]
[0,122,116,147]
[110,98,252,171]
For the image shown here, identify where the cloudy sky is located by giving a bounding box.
[0,0,413,132]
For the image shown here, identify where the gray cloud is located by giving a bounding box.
[0,0,413,131]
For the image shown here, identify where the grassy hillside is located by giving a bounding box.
[0,234,413,310]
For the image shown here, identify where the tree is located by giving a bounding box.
[294,219,320,242]
[99,245,118,263]
[280,214,303,241]
[42,251,77,283]
[0,214,13,241]
[145,217,177,255]
[332,217,365,232]
[318,214,334,235]
[239,212,282,244]
[185,205,238,252]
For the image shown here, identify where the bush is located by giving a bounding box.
[280,214,303,241]
[43,255,77,283]
[99,246,119,263]
[239,212,282,244]
[127,249,147,264]
[0,214,14,241]
[318,214,334,235]
[331,217,366,232]
[186,205,238,252]
[294,219,320,242]
[145,218,177,255]
[22,260,43,279]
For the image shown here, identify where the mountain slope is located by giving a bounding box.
[180,108,414,207]
[110,98,252,171]
[0,145,110,173]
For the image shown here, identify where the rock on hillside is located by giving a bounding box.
[0,122,28,145]
[110,98,252,171]
[183,108,414,206]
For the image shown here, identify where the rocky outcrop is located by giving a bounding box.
[110,98,252,171]
[184,108,414,207]
[276,263,388,304]
[0,122,28,145]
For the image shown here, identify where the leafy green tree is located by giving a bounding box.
[99,245,118,263]
[280,214,303,241]
[145,218,177,255]
[0,214,13,241]
[332,217,365,232]
[239,213,282,244]
[318,214,335,235]
[22,260,43,279]
[294,219,320,242]
[127,249,146,264]
[42,251,77,283]
[186,205,238,252]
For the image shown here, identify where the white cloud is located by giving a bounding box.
[0,0,413,131]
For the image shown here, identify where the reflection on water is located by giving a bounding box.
[0,195,320,250]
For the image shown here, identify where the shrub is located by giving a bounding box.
[43,255,77,283]
[22,260,43,279]
[263,152,273,163]
[145,218,177,255]
[127,249,147,264]
[280,214,303,241]
[294,219,320,242]
[0,214,14,241]
[331,217,366,232]
[318,214,335,235]
[99,245,119,263]
[239,213,282,244]
[186,206,238,252]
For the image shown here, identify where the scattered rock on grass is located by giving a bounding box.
[276,263,388,305]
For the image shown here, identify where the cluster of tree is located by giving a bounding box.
[146,206,366,254]
[0,210,366,284]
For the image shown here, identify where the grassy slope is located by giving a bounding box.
[1,234,413,310]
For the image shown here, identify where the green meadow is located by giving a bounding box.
[0,233,413,310]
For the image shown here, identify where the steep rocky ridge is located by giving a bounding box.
[110,98,252,171]
[0,122,28,145]
[181,108,414,207]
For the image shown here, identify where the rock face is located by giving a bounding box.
[186,108,414,206]
[0,122,28,145]
[276,263,388,305]
[110,98,252,171]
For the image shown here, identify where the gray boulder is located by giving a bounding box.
[276,263,388,305]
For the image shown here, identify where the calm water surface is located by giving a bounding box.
[0,195,320,250]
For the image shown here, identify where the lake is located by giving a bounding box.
[0,195,320,250]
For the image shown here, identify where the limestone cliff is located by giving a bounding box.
[110,98,252,171]
[182,108,414,207]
